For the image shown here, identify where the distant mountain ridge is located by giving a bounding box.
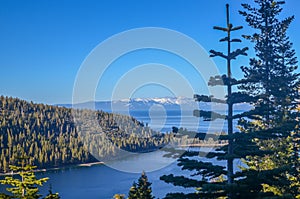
[58,97,252,112]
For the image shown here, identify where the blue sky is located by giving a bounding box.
[0,0,300,104]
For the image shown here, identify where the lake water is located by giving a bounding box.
[1,110,243,199]
[117,109,240,133]
[36,151,202,199]
[35,150,241,199]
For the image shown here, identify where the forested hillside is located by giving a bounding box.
[0,96,174,173]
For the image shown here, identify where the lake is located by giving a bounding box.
[116,109,240,133]
[36,150,241,199]
[1,109,242,199]
[36,151,204,199]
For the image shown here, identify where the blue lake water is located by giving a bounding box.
[36,151,198,199]
[1,110,244,199]
[34,151,243,199]
[117,109,240,133]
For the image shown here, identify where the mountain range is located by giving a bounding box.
[58,97,252,113]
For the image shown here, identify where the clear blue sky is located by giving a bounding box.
[0,0,300,104]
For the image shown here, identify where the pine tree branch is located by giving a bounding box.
[178,158,226,178]
[219,37,229,42]
[160,174,205,188]
[231,26,243,31]
[163,192,200,199]
[229,47,249,60]
[161,148,187,159]
[209,50,228,59]
[227,92,256,104]
[208,75,244,86]
[232,109,261,120]
[253,123,298,139]
[208,75,226,86]
[193,110,226,121]
[213,26,228,32]
[194,94,226,104]
[231,78,257,86]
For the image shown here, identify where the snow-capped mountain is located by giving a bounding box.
[58,97,251,112]
[131,96,191,105]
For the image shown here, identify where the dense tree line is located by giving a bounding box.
[0,96,175,173]
[0,96,90,173]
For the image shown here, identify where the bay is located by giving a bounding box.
[1,109,244,199]
[37,151,198,199]
[118,109,240,133]
[36,150,238,199]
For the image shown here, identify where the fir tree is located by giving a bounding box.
[237,0,300,197]
[0,156,49,199]
[113,194,126,199]
[0,95,172,173]
[128,182,138,199]
[161,1,300,198]
[161,4,249,198]
[43,184,60,199]
[136,171,154,199]
[117,172,154,199]
[0,193,11,199]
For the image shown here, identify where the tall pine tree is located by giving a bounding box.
[237,0,300,197]
[128,182,138,199]
[120,172,154,199]
[0,156,49,199]
[161,1,300,198]
[0,155,60,199]
[136,172,154,199]
[161,4,249,198]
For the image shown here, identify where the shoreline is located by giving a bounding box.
[179,143,227,147]
[0,161,104,176]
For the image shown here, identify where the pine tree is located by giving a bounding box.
[161,4,249,198]
[237,0,300,197]
[116,172,154,199]
[43,184,60,199]
[0,193,11,199]
[128,182,138,199]
[161,1,300,198]
[0,95,169,173]
[0,156,49,199]
[113,194,126,199]
[136,171,154,199]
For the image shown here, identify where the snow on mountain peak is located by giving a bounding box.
[118,97,193,105]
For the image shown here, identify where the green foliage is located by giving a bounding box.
[127,182,138,199]
[114,194,126,199]
[161,1,300,198]
[237,0,300,197]
[0,193,12,199]
[125,172,154,199]
[43,185,60,199]
[161,3,249,198]
[136,172,154,199]
[44,192,60,199]
[0,96,175,173]
[0,162,48,199]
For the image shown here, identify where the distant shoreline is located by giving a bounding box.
[0,161,104,176]
[179,143,227,147]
